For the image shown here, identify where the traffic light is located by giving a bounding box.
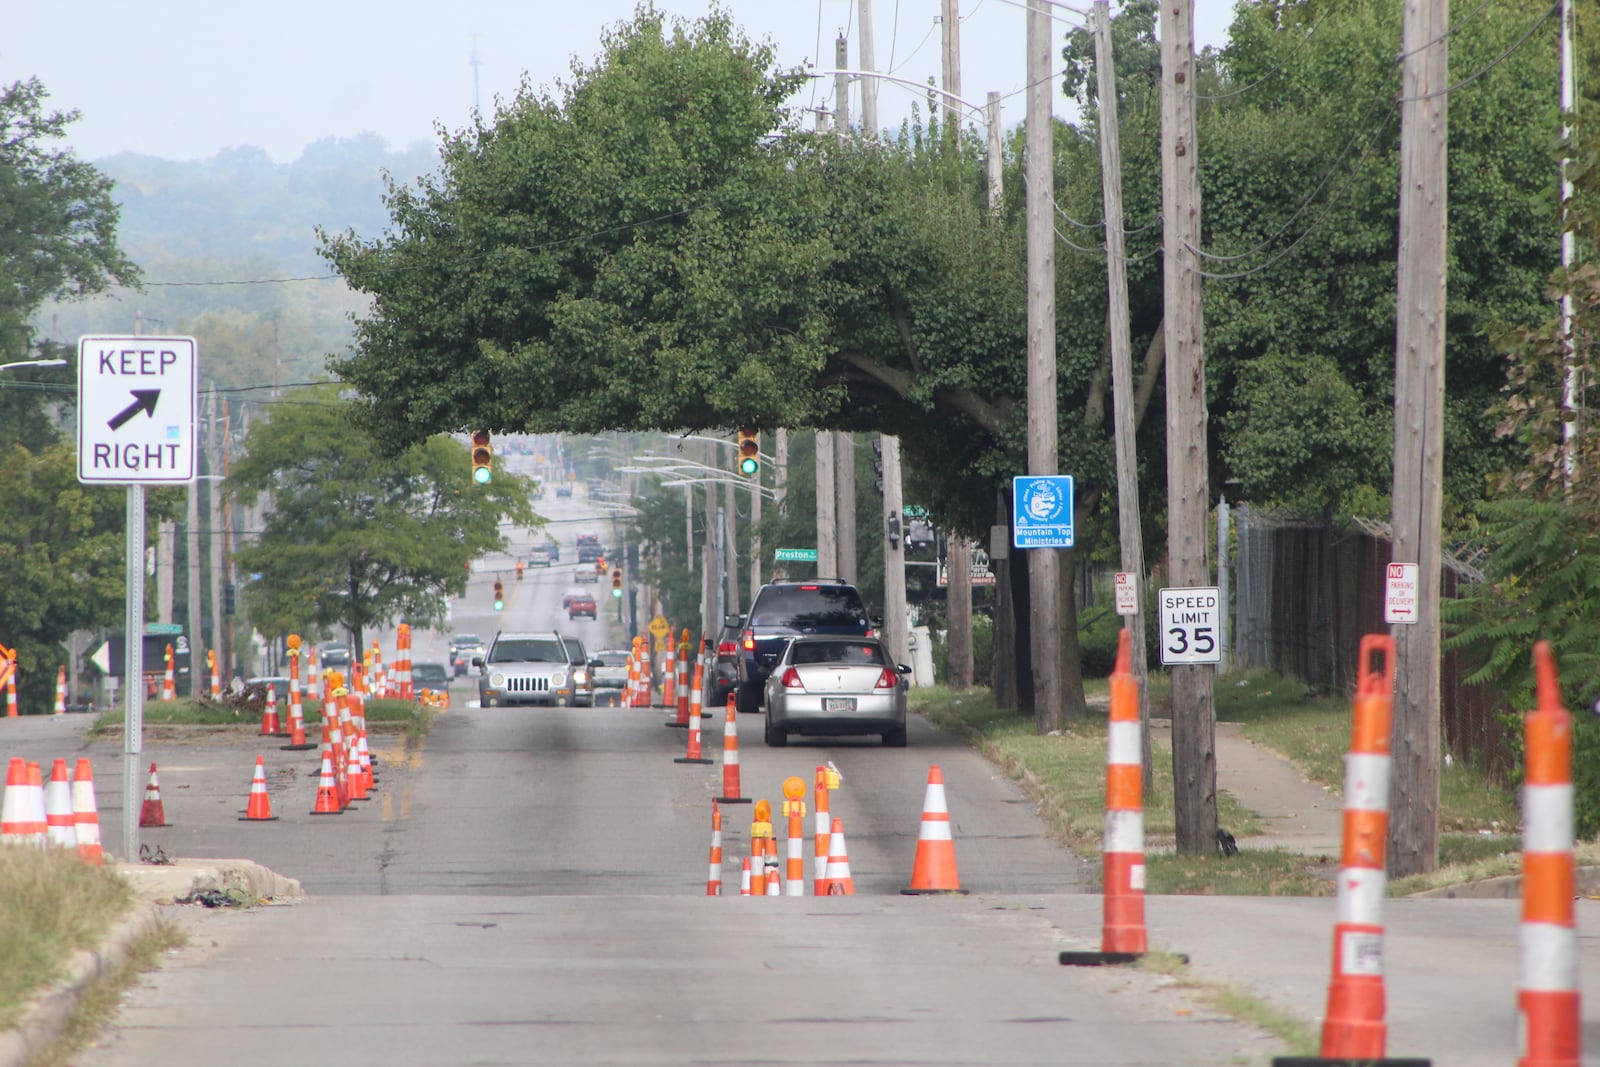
[611,568,623,599]
[596,557,606,575]
[493,579,505,611]
[737,428,759,476]
[471,430,492,485]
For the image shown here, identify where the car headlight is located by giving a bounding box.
[550,670,567,687]
[572,669,588,685]
[488,671,507,688]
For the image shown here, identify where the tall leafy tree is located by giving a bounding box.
[226,388,538,651]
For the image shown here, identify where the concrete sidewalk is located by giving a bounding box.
[1155,717,1346,855]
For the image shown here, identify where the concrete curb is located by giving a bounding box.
[0,859,303,1067]
[0,901,163,1067]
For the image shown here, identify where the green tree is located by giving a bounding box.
[0,443,152,711]
[0,77,139,363]
[225,388,539,651]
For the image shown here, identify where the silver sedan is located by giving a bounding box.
[762,636,910,748]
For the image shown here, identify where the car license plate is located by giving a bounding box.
[823,697,856,712]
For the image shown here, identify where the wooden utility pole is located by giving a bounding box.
[186,456,203,699]
[858,0,878,135]
[946,536,973,687]
[1025,0,1063,733]
[1159,0,1218,854]
[157,521,175,625]
[1093,0,1153,789]
[835,36,851,133]
[836,433,857,583]
[1389,0,1448,878]
[815,431,838,578]
[207,388,224,690]
[881,435,909,666]
[775,428,789,509]
[723,478,740,618]
[941,0,962,126]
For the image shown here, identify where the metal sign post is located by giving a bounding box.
[123,485,145,859]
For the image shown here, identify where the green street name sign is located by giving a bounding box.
[773,547,818,563]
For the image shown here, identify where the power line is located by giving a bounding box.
[1395,1,1559,103]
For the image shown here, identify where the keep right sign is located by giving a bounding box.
[1385,562,1418,624]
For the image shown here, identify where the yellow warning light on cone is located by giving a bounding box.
[611,569,623,599]
[471,430,493,485]
[737,428,760,476]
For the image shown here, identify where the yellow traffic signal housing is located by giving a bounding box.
[471,430,493,485]
[737,428,759,476]
[611,568,623,598]
[493,579,505,611]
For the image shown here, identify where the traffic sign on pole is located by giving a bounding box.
[1012,475,1075,548]
[1158,587,1222,666]
[77,335,198,484]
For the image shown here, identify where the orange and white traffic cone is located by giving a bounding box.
[749,800,775,896]
[309,750,342,814]
[1062,629,1146,966]
[23,763,48,844]
[71,759,103,865]
[674,669,712,765]
[706,802,724,896]
[739,857,753,896]
[661,644,676,710]
[1315,634,1397,1061]
[241,756,277,821]
[785,797,807,897]
[903,764,964,894]
[668,655,698,729]
[261,684,282,735]
[821,816,854,896]
[1518,641,1580,1067]
[673,637,690,725]
[139,763,168,827]
[5,667,18,718]
[715,695,750,805]
[1,757,42,843]
[765,864,781,896]
[208,649,220,701]
[45,759,77,847]
[814,763,840,895]
[53,666,66,715]
[162,644,176,701]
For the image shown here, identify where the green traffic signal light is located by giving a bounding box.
[736,428,759,477]
[474,465,492,485]
[494,598,504,611]
[471,430,492,485]
[739,455,759,476]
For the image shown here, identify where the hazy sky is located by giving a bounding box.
[5,1,1237,164]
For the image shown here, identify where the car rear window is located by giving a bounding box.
[749,586,867,627]
[792,642,886,665]
[489,639,567,663]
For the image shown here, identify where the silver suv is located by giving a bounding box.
[476,632,578,707]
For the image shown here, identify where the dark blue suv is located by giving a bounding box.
[734,580,873,713]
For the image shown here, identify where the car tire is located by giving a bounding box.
[882,725,908,748]
[764,717,787,747]
[736,683,762,715]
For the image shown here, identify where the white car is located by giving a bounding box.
[762,636,910,748]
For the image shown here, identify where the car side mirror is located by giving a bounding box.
[723,613,745,629]
[897,663,912,674]
[471,655,484,668]
[589,658,604,668]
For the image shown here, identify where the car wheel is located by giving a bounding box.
[764,716,788,747]
[882,725,908,748]
[736,683,762,715]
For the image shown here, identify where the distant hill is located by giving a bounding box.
[39,134,439,360]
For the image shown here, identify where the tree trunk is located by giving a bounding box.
[947,535,973,688]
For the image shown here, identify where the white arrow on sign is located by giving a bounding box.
[90,642,111,673]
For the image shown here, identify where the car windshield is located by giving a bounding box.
[749,586,866,627]
[412,665,448,682]
[489,639,567,663]
[561,639,586,663]
[791,642,886,666]
[596,652,629,667]
[451,634,481,648]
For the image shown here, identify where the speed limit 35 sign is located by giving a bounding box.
[1158,586,1222,666]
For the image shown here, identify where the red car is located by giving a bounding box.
[567,594,598,620]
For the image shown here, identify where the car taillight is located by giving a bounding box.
[717,641,737,656]
[865,627,877,638]
[780,667,803,688]
[741,630,755,651]
[874,668,898,689]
